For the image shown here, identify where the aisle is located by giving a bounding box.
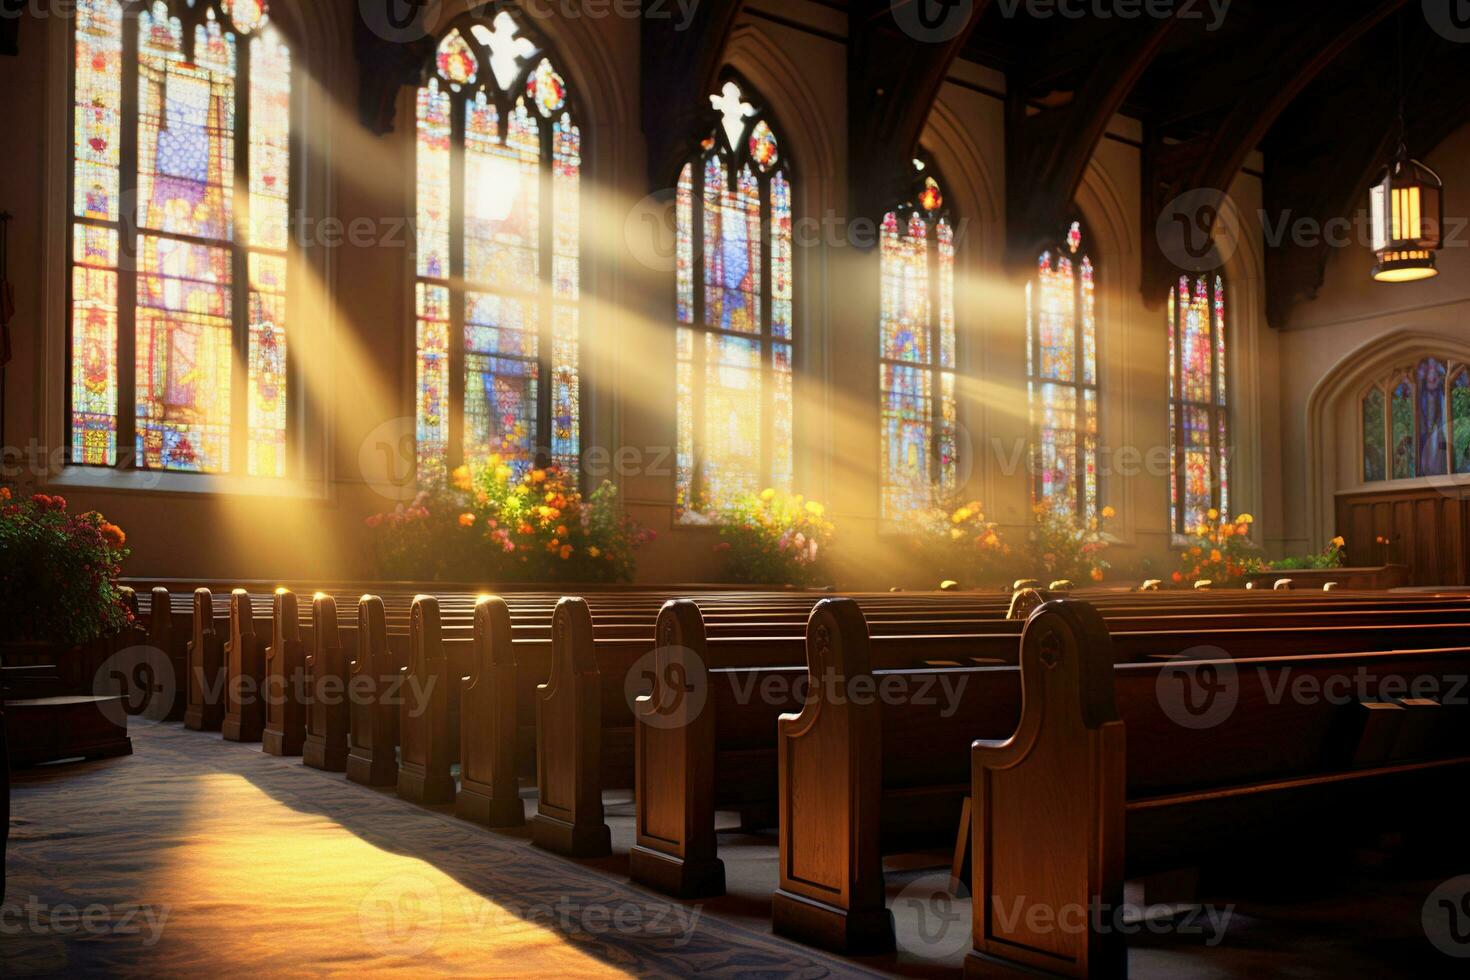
[0,722,869,978]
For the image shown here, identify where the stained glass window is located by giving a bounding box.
[414,13,581,483]
[1362,358,1470,484]
[1453,371,1470,475]
[1168,275,1229,535]
[68,0,292,476]
[880,161,957,523]
[675,80,794,519]
[1026,221,1099,521]
[1362,387,1386,483]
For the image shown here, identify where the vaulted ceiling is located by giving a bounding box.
[349,0,1470,324]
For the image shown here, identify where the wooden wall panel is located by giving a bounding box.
[1336,487,1470,586]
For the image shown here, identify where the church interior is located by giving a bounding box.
[3,0,1470,976]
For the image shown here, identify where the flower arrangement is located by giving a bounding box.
[714,489,835,587]
[1271,535,1348,571]
[0,488,133,644]
[1171,511,1267,587]
[908,500,1013,588]
[365,454,653,583]
[1027,503,1116,584]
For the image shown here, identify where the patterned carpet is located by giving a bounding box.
[1,722,881,978]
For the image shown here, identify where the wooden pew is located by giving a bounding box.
[965,599,1470,978]
[458,596,524,826]
[222,589,267,743]
[262,589,308,757]
[0,700,7,906]
[145,587,188,721]
[302,593,349,772]
[184,588,226,732]
[347,596,402,787]
[398,595,456,804]
[532,598,610,856]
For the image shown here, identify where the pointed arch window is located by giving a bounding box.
[1360,357,1470,482]
[414,11,582,484]
[674,79,794,519]
[68,0,293,476]
[1168,274,1229,535]
[880,159,957,522]
[1026,221,1099,521]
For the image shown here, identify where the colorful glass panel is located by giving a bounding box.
[414,18,581,482]
[1363,388,1387,483]
[69,0,293,475]
[1416,357,1450,477]
[1168,274,1228,534]
[675,90,794,517]
[1452,372,1470,475]
[1391,378,1416,481]
[1029,224,1100,519]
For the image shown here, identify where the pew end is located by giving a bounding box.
[346,596,401,787]
[532,597,612,858]
[630,600,726,899]
[184,588,225,732]
[458,596,526,827]
[221,589,265,743]
[966,599,1125,980]
[262,589,308,757]
[303,593,350,772]
[772,598,895,956]
[398,595,456,805]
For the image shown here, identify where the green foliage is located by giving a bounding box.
[1026,502,1116,584]
[904,499,1014,589]
[1271,536,1348,571]
[0,489,132,644]
[714,489,835,587]
[365,457,653,583]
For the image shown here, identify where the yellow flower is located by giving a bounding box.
[805,500,825,517]
[950,528,965,540]
[495,465,513,483]
[760,488,776,501]
[1236,513,1254,525]
[1331,536,1345,549]
[952,507,972,524]
[538,506,555,519]
[1207,508,1220,521]
[451,465,472,489]
[1101,506,1116,520]
[588,546,601,559]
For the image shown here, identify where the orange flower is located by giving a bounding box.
[531,469,547,484]
[1090,568,1105,582]
[101,523,127,548]
[459,513,476,528]
[0,487,9,501]
[1172,571,1184,583]
[560,545,573,560]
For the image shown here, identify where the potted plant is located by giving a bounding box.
[713,489,836,588]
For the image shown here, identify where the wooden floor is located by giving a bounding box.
[1,720,1462,977]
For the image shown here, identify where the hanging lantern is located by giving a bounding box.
[1369,147,1443,283]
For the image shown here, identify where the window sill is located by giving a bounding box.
[47,466,330,501]
[1337,474,1470,495]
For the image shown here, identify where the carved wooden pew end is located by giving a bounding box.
[184,588,226,732]
[222,589,266,743]
[397,595,456,805]
[771,599,897,956]
[532,598,612,858]
[303,593,350,773]
[457,596,526,828]
[262,589,308,757]
[629,600,727,899]
[346,596,401,788]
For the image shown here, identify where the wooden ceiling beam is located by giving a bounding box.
[641,0,744,187]
[1006,15,1179,263]
[847,0,987,235]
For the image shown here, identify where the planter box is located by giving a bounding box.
[1243,565,1412,591]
